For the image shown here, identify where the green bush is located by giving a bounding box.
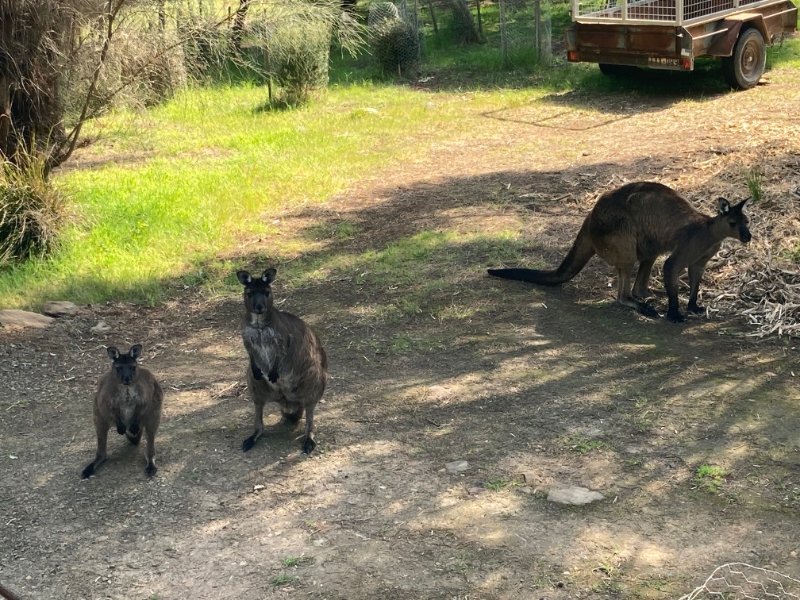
[268,21,331,106]
[181,17,236,81]
[371,19,420,75]
[0,153,64,264]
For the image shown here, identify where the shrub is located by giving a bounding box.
[0,152,64,264]
[181,16,236,82]
[268,21,332,106]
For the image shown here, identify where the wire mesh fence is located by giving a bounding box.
[680,563,800,600]
[498,0,553,66]
[368,0,423,74]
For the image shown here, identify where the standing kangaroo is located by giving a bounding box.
[81,345,163,479]
[488,181,752,322]
[237,268,328,455]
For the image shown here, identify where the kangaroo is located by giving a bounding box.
[488,181,752,323]
[237,268,328,455]
[81,345,163,479]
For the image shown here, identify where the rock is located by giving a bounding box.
[519,486,533,495]
[467,487,482,495]
[90,321,111,333]
[547,485,605,505]
[446,460,469,474]
[0,309,54,329]
[42,301,78,317]
[791,550,798,558]
[521,471,538,484]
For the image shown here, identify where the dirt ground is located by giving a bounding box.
[3,65,800,600]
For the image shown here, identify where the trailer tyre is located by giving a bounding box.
[722,27,766,90]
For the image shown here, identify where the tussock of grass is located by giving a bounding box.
[0,153,64,264]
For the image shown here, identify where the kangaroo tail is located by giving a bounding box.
[487,219,596,286]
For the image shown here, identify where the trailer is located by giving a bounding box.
[565,0,798,88]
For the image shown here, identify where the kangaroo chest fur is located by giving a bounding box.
[110,385,146,426]
[242,316,303,398]
[243,321,280,368]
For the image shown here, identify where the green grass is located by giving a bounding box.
[271,573,297,586]
[696,464,728,493]
[283,555,314,568]
[569,437,606,454]
[0,83,536,307]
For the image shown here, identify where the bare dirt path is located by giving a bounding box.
[2,66,800,600]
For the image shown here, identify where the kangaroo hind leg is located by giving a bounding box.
[615,263,658,318]
[302,403,316,455]
[632,257,656,300]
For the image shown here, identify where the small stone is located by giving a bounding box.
[0,309,54,329]
[312,537,327,547]
[547,485,605,505]
[445,460,469,474]
[90,321,111,333]
[42,301,78,317]
[790,550,797,558]
[467,487,482,495]
[519,486,533,494]
[521,472,538,484]
[253,485,265,492]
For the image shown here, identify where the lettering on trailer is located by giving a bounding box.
[648,56,680,66]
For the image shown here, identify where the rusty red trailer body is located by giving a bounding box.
[565,0,797,86]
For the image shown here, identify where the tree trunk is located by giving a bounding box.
[449,0,480,44]
[231,0,250,50]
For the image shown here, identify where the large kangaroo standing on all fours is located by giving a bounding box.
[488,181,752,323]
[237,268,328,455]
[82,344,163,479]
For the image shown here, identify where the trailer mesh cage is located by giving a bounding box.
[575,0,781,24]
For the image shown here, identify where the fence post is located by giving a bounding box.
[534,0,542,61]
[499,0,509,65]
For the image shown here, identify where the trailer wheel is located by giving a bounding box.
[721,27,766,90]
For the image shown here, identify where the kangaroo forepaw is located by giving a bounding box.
[267,370,279,384]
[302,437,316,455]
[638,302,660,319]
[81,463,96,479]
[145,462,157,477]
[667,310,686,323]
[242,435,257,453]
[129,422,140,436]
[116,422,126,435]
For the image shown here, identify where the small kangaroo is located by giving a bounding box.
[237,268,328,455]
[81,345,163,479]
[488,181,752,323]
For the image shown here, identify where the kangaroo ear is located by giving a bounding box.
[717,198,731,215]
[737,198,751,212]
[236,270,252,286]
[107,347,120,361]
[129,344,142,360]
[262,268,277,284]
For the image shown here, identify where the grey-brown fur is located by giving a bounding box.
[237,268,328,454]
[81,344,163,479]
[488,181,752,323]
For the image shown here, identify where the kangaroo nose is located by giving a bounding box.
[742,230,752,243]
